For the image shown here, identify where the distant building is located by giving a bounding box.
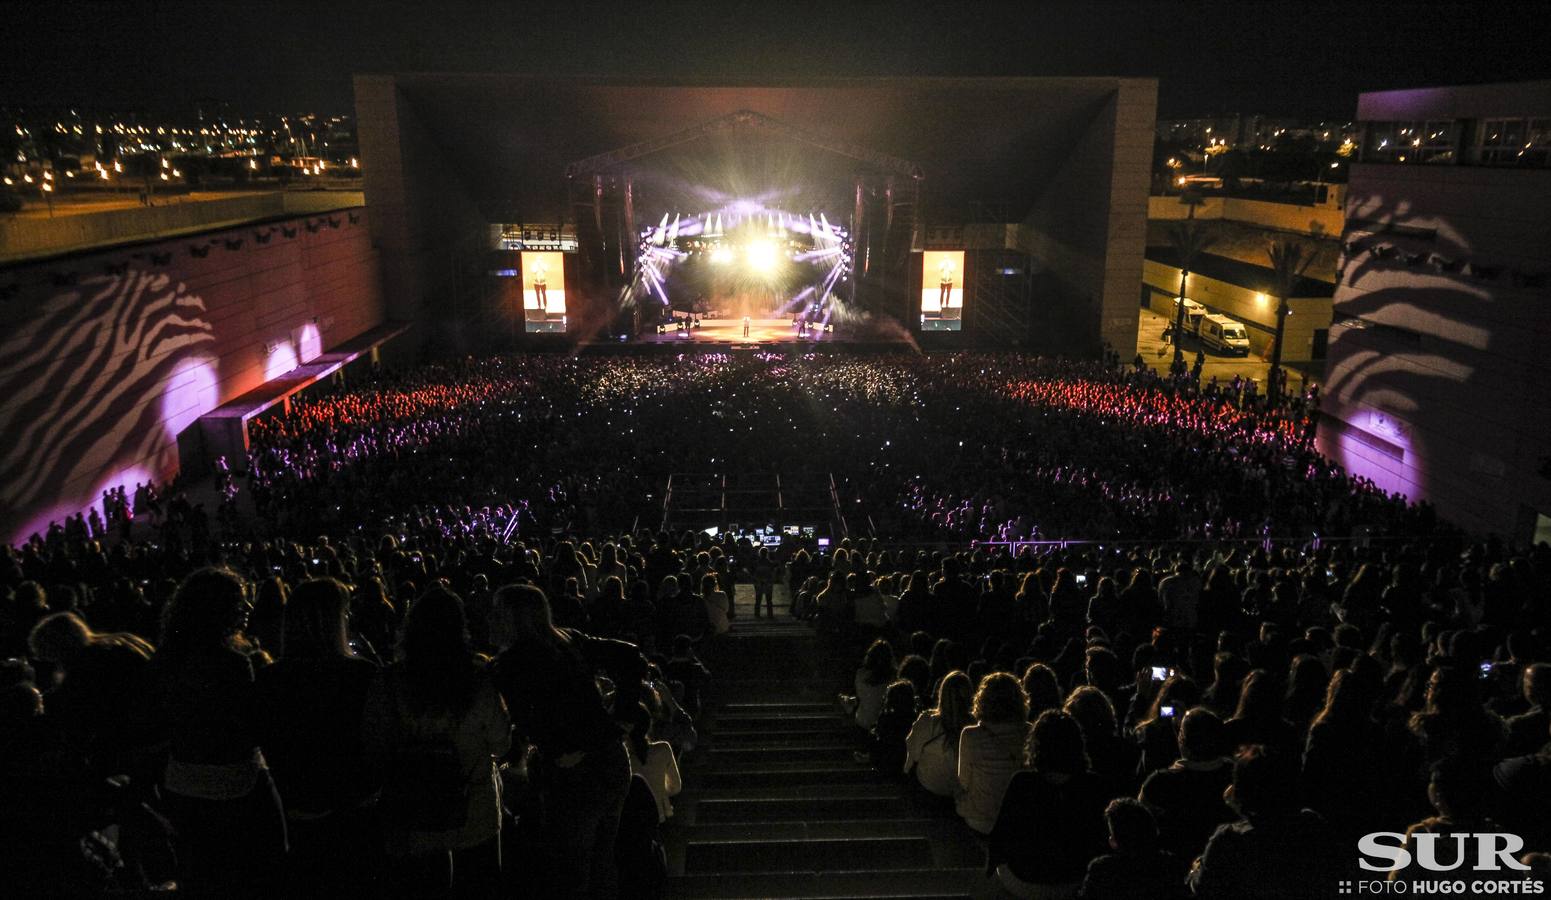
[1320,80,1551,542]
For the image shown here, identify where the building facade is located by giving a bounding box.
[1319,81,1551,541]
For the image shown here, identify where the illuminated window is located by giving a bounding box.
[1362,120,1457,164]
[1476,118,1551,167]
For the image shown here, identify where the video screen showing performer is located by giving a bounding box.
[920,250,964,331]
[521,251,566,332]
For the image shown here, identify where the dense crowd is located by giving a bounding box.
[239,352,1432,544]
[3,349,1542,899]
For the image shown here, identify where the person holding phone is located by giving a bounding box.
[1139,707,1234,864]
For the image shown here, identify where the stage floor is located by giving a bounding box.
[637,317,842,345]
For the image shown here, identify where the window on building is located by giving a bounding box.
[1475,118,1551,167]
[1362,120,1457,163]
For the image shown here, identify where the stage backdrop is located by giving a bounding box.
[522,251,566,332]
[920,250,964,331]
[0,208,384,546]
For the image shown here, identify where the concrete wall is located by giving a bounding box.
[1148,195,1344,236]
[355,76,491,353]
[0,207,384,545]
[0,191,365,264]
[1141,258,1331,362]
[1024,79,1156,356]
[1319,161,1551,538]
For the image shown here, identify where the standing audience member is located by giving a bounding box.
[255,578,380,890]
[493,584,643,900]
[363,587,510,898]
[150,568,287,898]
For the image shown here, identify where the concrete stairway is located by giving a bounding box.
[664,589,987,899]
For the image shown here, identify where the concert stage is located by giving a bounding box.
[636,316,853,345]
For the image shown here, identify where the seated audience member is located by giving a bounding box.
[905,670,973,798]
[843,639,896,730]
[1221,669,1298,756]
[1188,746,1339,900]
[1134,674,1199,778]
[958,672,1033,834]
[868,679,918,776]
[1493,723,1551,860]
[663,634,712,719]
[1390,757,1508,889]
[1403,665,1507,793]
[1137,707,1233,864]
[701,573,730,637]
[255,578,380,889]
[1078,798,1185,900]
[1505,663,1550,757]
[1300,667,1387,842]
[1064,685,1137,794]
[624,702,681,823]
[987,710,1108,899]
[363,587,512,897]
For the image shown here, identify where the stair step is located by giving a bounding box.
[667,867,981,900]
[709,745,856,764]
[717,713,850,730]
[686,782,903,802]
[712,728,858,748]
[695,796,910,824]
[683,837,934,875]
[722,702,839,714]
[698,767,881,790]
[679,819,940,841]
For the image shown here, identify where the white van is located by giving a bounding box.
[1197,314,1252,356]
[1174,297,1206,333]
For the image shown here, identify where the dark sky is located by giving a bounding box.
[3,0,1548,119]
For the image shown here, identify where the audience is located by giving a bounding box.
[0,349,1545,898]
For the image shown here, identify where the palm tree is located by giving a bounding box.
[1265,238,1315,406]
[1165,198,1216,359]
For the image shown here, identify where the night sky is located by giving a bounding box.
[3,0,1548,118]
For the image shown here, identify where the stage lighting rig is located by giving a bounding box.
[745,238,780,274]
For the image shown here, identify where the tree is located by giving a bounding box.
[1166,190,1217,360]
[1265,238,1315,406]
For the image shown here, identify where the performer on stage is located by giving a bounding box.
[938,257,956,315]
[742,316,751,338]
[532,260,549,311]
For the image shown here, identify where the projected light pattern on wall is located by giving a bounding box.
[0,271,215,542]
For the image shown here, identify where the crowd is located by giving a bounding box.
[3,348,1540,899]
[826,536,1550,897]
[234,352,1432,545]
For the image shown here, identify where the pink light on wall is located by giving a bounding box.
[297,323,323,363]
[160,355,220,440]
[265,340,299,379]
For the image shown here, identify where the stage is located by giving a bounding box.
[636,316,846,345]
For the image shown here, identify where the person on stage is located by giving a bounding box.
[743,316,751,338]
[532,260,549,311]
[938,257,956,316]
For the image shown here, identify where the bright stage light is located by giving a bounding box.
[709,245,734,265]
[745,239,780,273]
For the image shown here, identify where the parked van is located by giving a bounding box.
[1174,297,1206,333]
[1197,314,1251,356]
